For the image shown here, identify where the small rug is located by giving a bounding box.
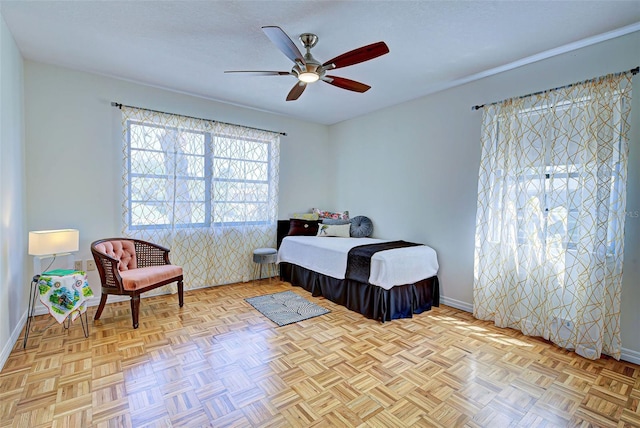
[245,291,330,326]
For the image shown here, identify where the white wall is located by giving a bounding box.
[0,12,26,369]
[330,31,640,361]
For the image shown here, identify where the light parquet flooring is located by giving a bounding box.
[1,280,639,428]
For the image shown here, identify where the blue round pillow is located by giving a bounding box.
[350,216,373,238]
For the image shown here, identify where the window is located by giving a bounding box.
[488,97,624,253]
[125,117,278,230]
[474,70,633,360]
[128,121,209,228]
[212,134,273,225]
[511,166,582,250]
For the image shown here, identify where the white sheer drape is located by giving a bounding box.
[120,107,280,292]
[473,72,633,360]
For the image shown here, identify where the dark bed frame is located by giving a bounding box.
[277,220,439,322]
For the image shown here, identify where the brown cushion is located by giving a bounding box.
[119,265,183,291]
[288,219,320,236]
[95,240,137,271]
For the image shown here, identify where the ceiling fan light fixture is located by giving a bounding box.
[298,72,319,83]
[226,26,389,101]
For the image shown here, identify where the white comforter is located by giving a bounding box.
[277,236,439,290]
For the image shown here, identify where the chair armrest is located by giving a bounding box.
[91,248,124,291]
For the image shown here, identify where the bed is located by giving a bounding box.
[276,219,439,322]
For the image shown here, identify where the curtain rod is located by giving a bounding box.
[111,102,287,136]
[471,66,639,111]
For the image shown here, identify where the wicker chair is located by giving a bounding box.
[91,238,184,328]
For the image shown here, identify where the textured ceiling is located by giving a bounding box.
[1,1,639,124]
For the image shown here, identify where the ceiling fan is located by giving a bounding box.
[225,26,389,101]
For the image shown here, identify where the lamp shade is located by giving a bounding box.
[28,229,79,256]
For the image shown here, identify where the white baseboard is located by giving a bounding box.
[439,296,473,313]
[620,347,640,365]
[0,311,29,372]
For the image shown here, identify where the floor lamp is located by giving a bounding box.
[24,229,79,348]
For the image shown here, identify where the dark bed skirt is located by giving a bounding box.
[279,262,439,322]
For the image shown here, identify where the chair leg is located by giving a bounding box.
[178,280,184,307]
[131,295,140,329]
[94,294,108,320]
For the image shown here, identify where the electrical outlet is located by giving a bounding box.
[74,260,83,271]
[86,259,96,271]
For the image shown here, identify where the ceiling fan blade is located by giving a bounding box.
[286,82,306,101]
[224,71,291,76]
[322,41,389,70]
[262,26,306,65]
[322,76,371,93]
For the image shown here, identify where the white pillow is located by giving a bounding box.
[316,223,351,237]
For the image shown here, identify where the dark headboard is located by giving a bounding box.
[277,220,291,249]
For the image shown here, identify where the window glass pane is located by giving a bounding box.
[213,159,268,181]
[547,206,568,244]
[131,176,169,201]
[131,150,167,175]
[174,202,206,225]
[213,182,268,203]
[244,141,268,161]
[213,158,232,179]
[245,161,268,181]
[518,112,545,168]
[214,202,246,224]
[244,183,268,201]
[567,179,582,208]
[229,182,242,202]
[246,202,268,222]
[214,181,243,201]
[189,203,206,224]
[213,181,227,201]
[567,210,580,246]
[213,137,230,158]
[131,202,170,226]
[228,159,244,180]
[179,132,205,155]
[176,154,205,178]
[180,179,205,200]
[130,124,165,151]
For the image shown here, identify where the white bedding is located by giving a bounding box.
[277,236,439,290]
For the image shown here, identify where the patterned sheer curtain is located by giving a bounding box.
[120,107,280,293]
[473,71,633,360]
